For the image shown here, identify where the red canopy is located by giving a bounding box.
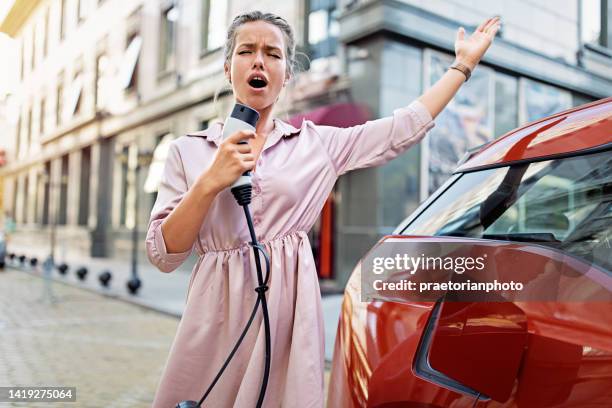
[288,103,370,128]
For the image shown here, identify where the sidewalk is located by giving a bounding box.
[6,243,344,362]
[0,268,179,407]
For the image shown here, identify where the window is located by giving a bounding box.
[77,0,89,22]
[43,9,49,57]
[15,115,21,157]
[426,50,494,195]
[122,33,142,91]
[494,72,518,137]
[26,107,32,149]
[403,150,612,271]
[30,29,35,71]
[67,65,83,117]
[40,98,46,136]
[201,0,227,53]
[519,79,572,124]
[159,4,178,72]
[119,146,129,226]
[12,179,18,223]
[42,161,51,225]
[78,146,91,226]
[19,41,24,80]
[307,0,339,60]
[23,176,29,224]
[580,0,604,46]
[60,0,66,40]
[56,73,64,126]
[58,155,69,225]
[95,53,109,109]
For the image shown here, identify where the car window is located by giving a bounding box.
[402,150,612,271]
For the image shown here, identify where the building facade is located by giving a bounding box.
[1,0,610,287]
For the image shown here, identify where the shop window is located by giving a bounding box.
[307,0,339,60]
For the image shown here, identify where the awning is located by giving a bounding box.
[287,103,370,128]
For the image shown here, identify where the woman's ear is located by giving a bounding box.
[224,64,231,84]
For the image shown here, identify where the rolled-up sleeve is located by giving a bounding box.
[313,99,435,176]
[145,141,194,273]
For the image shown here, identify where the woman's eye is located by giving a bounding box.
[238,51,251,55]
[270,54,281,59]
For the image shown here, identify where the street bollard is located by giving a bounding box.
[98,270,112,288]
[127,277,142,295]
[76,267,88,281]
[57,263,69,275]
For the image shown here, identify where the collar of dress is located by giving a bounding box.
[186,117,303,150]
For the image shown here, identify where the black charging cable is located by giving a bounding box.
[176,182,272,408]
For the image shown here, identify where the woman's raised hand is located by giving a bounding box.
[201,130,257,194]
[454,16,501,70]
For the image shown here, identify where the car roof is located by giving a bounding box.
[456,97,612,172]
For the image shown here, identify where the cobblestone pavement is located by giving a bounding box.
[0,269,178,407]
[0,269,331,407]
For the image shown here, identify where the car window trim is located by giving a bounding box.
[457,142,612,174]
[394,173,463,235]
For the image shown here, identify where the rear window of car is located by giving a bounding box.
[402,149,612,272]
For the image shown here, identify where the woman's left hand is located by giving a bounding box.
[454,16,501,70]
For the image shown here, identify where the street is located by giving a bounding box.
[1,267,178,407]
[0,268,332,407]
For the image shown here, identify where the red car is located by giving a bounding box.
[328,97,612,407]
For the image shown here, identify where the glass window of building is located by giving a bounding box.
[159,4,178,72]
[78,146,91,226]
[56,73,64,126]
[19,40,24,80]
[494,72,518,137]
[122,32,141,91]
[26,107,32,148]
[68,65,83,117]
[77,0,90,23]
[425,50,494,195]
[42,161,51,225]
[40,98,45,136]
[58,155,69,225]
[15,115,21,157]
[43,9,49,57]
[519,78,572,124]
[23,176,29,224]
[580,0,603,45]
[379,42,423,229]
[307,0,339,60]
[201,0,227,53]
[95,52,110,108]
[119,146,129,226]
[30,29,35,71]
[60,0,66,40]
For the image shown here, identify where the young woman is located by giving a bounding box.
[146,11,500,408]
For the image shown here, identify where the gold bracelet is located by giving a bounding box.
[448,61,472,81]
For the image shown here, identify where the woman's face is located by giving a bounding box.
[225,21,288,112]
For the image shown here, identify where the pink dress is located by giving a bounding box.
[146,100,434,407]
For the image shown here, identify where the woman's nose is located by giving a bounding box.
[252,51,265,68]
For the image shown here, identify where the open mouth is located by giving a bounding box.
[248,76,268,89]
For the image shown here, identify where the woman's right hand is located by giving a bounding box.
[199,130,257,194]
